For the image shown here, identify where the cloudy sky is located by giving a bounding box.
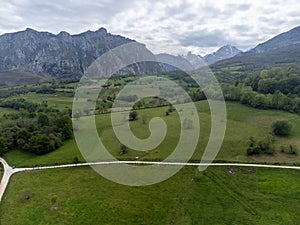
[1,0,300,55]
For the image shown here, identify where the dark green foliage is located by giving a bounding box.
[247,146,261,156]
[120,144,128,155]
[188,88,206,101]
[29,134,52,155]
[213,66,300,114]
[129,111,138,121]
[0,98,38,112]
[0,98,72,155]
[54,115,72,141]
[73,156,79,164]
[0,136,8,155]
[37,113,49,127]
[272,120,292,136]
[246,136,274,156]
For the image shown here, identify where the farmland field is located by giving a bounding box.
[0,107,18,116]
[1,94,300,225]
[3,100,300,167]
[20,92,73,110]
[0,166,299,225]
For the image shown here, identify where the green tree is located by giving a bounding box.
[37,113,49,127]
[272,120,292,136]
[0,137,8,155]
[29,134,51,155]
[120,144,128,154]
[129,111,138,121]
[54,115,72,140]
[73,156,79,164]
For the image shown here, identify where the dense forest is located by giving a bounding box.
[220,66,300,113]
[0,98,72,155]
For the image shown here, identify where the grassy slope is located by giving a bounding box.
[0,107,18,116]
[4,140,84,167]
[92,101,300,163]
[0,71,49,87]
[4,101,300,167]
[0,166,299,225]
[20,92,73,110]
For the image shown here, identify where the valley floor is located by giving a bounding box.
[0,101,300,224]
[0,165,299,225]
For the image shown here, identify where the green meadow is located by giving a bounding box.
[20,92,73,110]
[3,101,300,167]
[1,94,300,225]
[0,107,18,116]
[0,166,299,225]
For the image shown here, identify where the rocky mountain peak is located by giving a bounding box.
[204,45,242,65]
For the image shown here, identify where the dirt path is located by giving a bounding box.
[1,157,300,202]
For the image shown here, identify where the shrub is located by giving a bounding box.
[289,145,298,155]
[129,111,138,121]
[272,120,292,136]
[120,144,128,155]
[246,135,274,155]
[73,156,79,164]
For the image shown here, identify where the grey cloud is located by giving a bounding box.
[179,30,228,47]
[0,0,300,55]
[226,3,251,11]
[3,0,137,33]
[232,25,252,33]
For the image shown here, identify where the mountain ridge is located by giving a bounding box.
[203,45,242,65]
[0,27,151,82]
[248,26,300,54]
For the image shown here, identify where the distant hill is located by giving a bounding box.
[211,43,300,83]
[248,26,300,54]
[204,45,242,65]
[211,26,300,77]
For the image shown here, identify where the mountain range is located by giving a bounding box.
[212,26,300,72]
[155,45,242,71]
[1,26,300,86]
[0,28,132,78]
[0,27,163,86]
[248,26,300,54]
[203,45,241,65]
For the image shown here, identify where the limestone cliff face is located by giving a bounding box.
[0,27,151,79]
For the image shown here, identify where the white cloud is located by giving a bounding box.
[0,0,299,55]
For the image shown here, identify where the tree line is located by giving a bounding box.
[187,66,300,114]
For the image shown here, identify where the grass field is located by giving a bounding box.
[0,166,299,225]
[1,97,300,225]
[3,101,300,167]
[20,92,73,110]
[4,140,84,167]
[0,107,18,116]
